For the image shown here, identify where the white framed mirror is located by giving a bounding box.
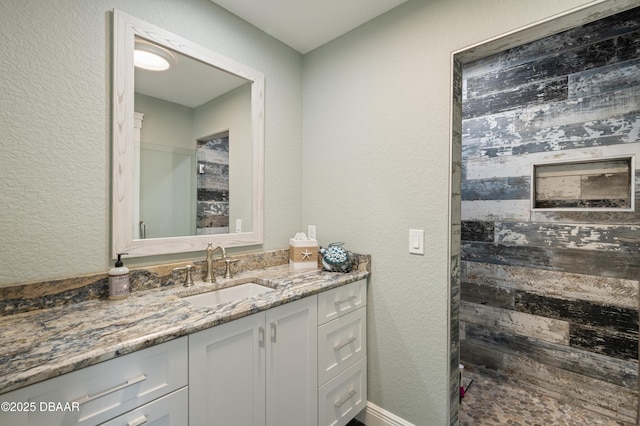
[113,10,264,258]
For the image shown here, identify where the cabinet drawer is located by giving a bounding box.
[1,337,188,426]
[317,280,366,325]
[101,387,188,426]
[318,308,366,386]
[318,357,367,426]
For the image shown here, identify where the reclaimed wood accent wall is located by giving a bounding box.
[449,56,463,426]
[460,7,640,424]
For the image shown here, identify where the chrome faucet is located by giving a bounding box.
[204,242,226,283]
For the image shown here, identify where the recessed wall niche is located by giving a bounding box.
[532,156,635,210]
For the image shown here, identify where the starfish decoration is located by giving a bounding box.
[301,249,312,260]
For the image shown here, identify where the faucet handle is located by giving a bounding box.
[223,258,239,279]
[172,265,195,287]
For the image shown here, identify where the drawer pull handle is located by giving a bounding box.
[271,322,277,343]
[334,337,357,351]
[334,389,357,408]
[128,415,148,426]
[73,374,146,405]
[259,326,265,348]
[334,295,356,305]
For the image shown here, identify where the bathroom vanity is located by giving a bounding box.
[0,9,369,425]
[0,264,368,426]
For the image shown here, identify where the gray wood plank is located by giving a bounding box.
[462,111,640,159]
[461,281,514,309]
[463,261,639,310]
[462,241,640,280]
[461,301,569,344]
[570,324,639,360]
[494,222,640,253]
[515,291,639,334]
[461,176,530,201]
[463,323,638,389]
[461,221,494,242]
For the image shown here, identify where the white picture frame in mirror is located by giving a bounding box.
[112,9,264,258]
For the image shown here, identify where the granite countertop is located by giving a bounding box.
[0,265,369,395]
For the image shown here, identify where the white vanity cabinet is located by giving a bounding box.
[188,295,318,426]
[0,280,367,426]
[0,337,188,426]
[317,280,367,426]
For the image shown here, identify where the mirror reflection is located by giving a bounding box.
[133,37,252,239]
[112,10,264,258]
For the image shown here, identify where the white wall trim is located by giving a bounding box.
[355,401,416,426]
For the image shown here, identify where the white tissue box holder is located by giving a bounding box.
[289,238,318,270]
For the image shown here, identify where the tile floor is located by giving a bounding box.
[459,371,634,425]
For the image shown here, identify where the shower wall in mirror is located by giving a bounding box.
[197,131,230,235]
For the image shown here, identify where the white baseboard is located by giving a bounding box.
[355,401,416,426]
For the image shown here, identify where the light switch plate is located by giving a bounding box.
[409,229,424,255]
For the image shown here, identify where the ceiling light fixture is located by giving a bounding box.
[134,39,176,71]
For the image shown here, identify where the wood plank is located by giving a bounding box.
[569,59,640,99]
[461,176,530,201]
[463,323,639,389]
[461,221,494,242]
[531,200,640,224]
[462,111,640,160]
[461,200,531,222]
[463,261,639,310]
[535,174,582,201]
[461,281,514,309]
[461,242,552,268]
[465,38,616,99]
[463,77,567,119]
[515,291,639,334]
[462,241,640,280]
[494,222,640,253]
[465,142,640,180]
[570,324,639,360]
[551,247,640,280]
[581,172,630,199]
[460,340,505,371]
[466,29,640,99]
[461,301,569,344]
[462,7,640,80]
[534,198,631,209]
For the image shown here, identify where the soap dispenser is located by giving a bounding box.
[109,253,130,300]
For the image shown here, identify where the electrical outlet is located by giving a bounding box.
[308,225,316,240]
[235,219,242,233]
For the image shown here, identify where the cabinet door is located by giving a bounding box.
[266,296,318,426]
[189,313,266,426]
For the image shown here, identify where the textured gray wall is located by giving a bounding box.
[0,0,303,284]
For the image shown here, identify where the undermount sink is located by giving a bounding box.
[182,283,275,308]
